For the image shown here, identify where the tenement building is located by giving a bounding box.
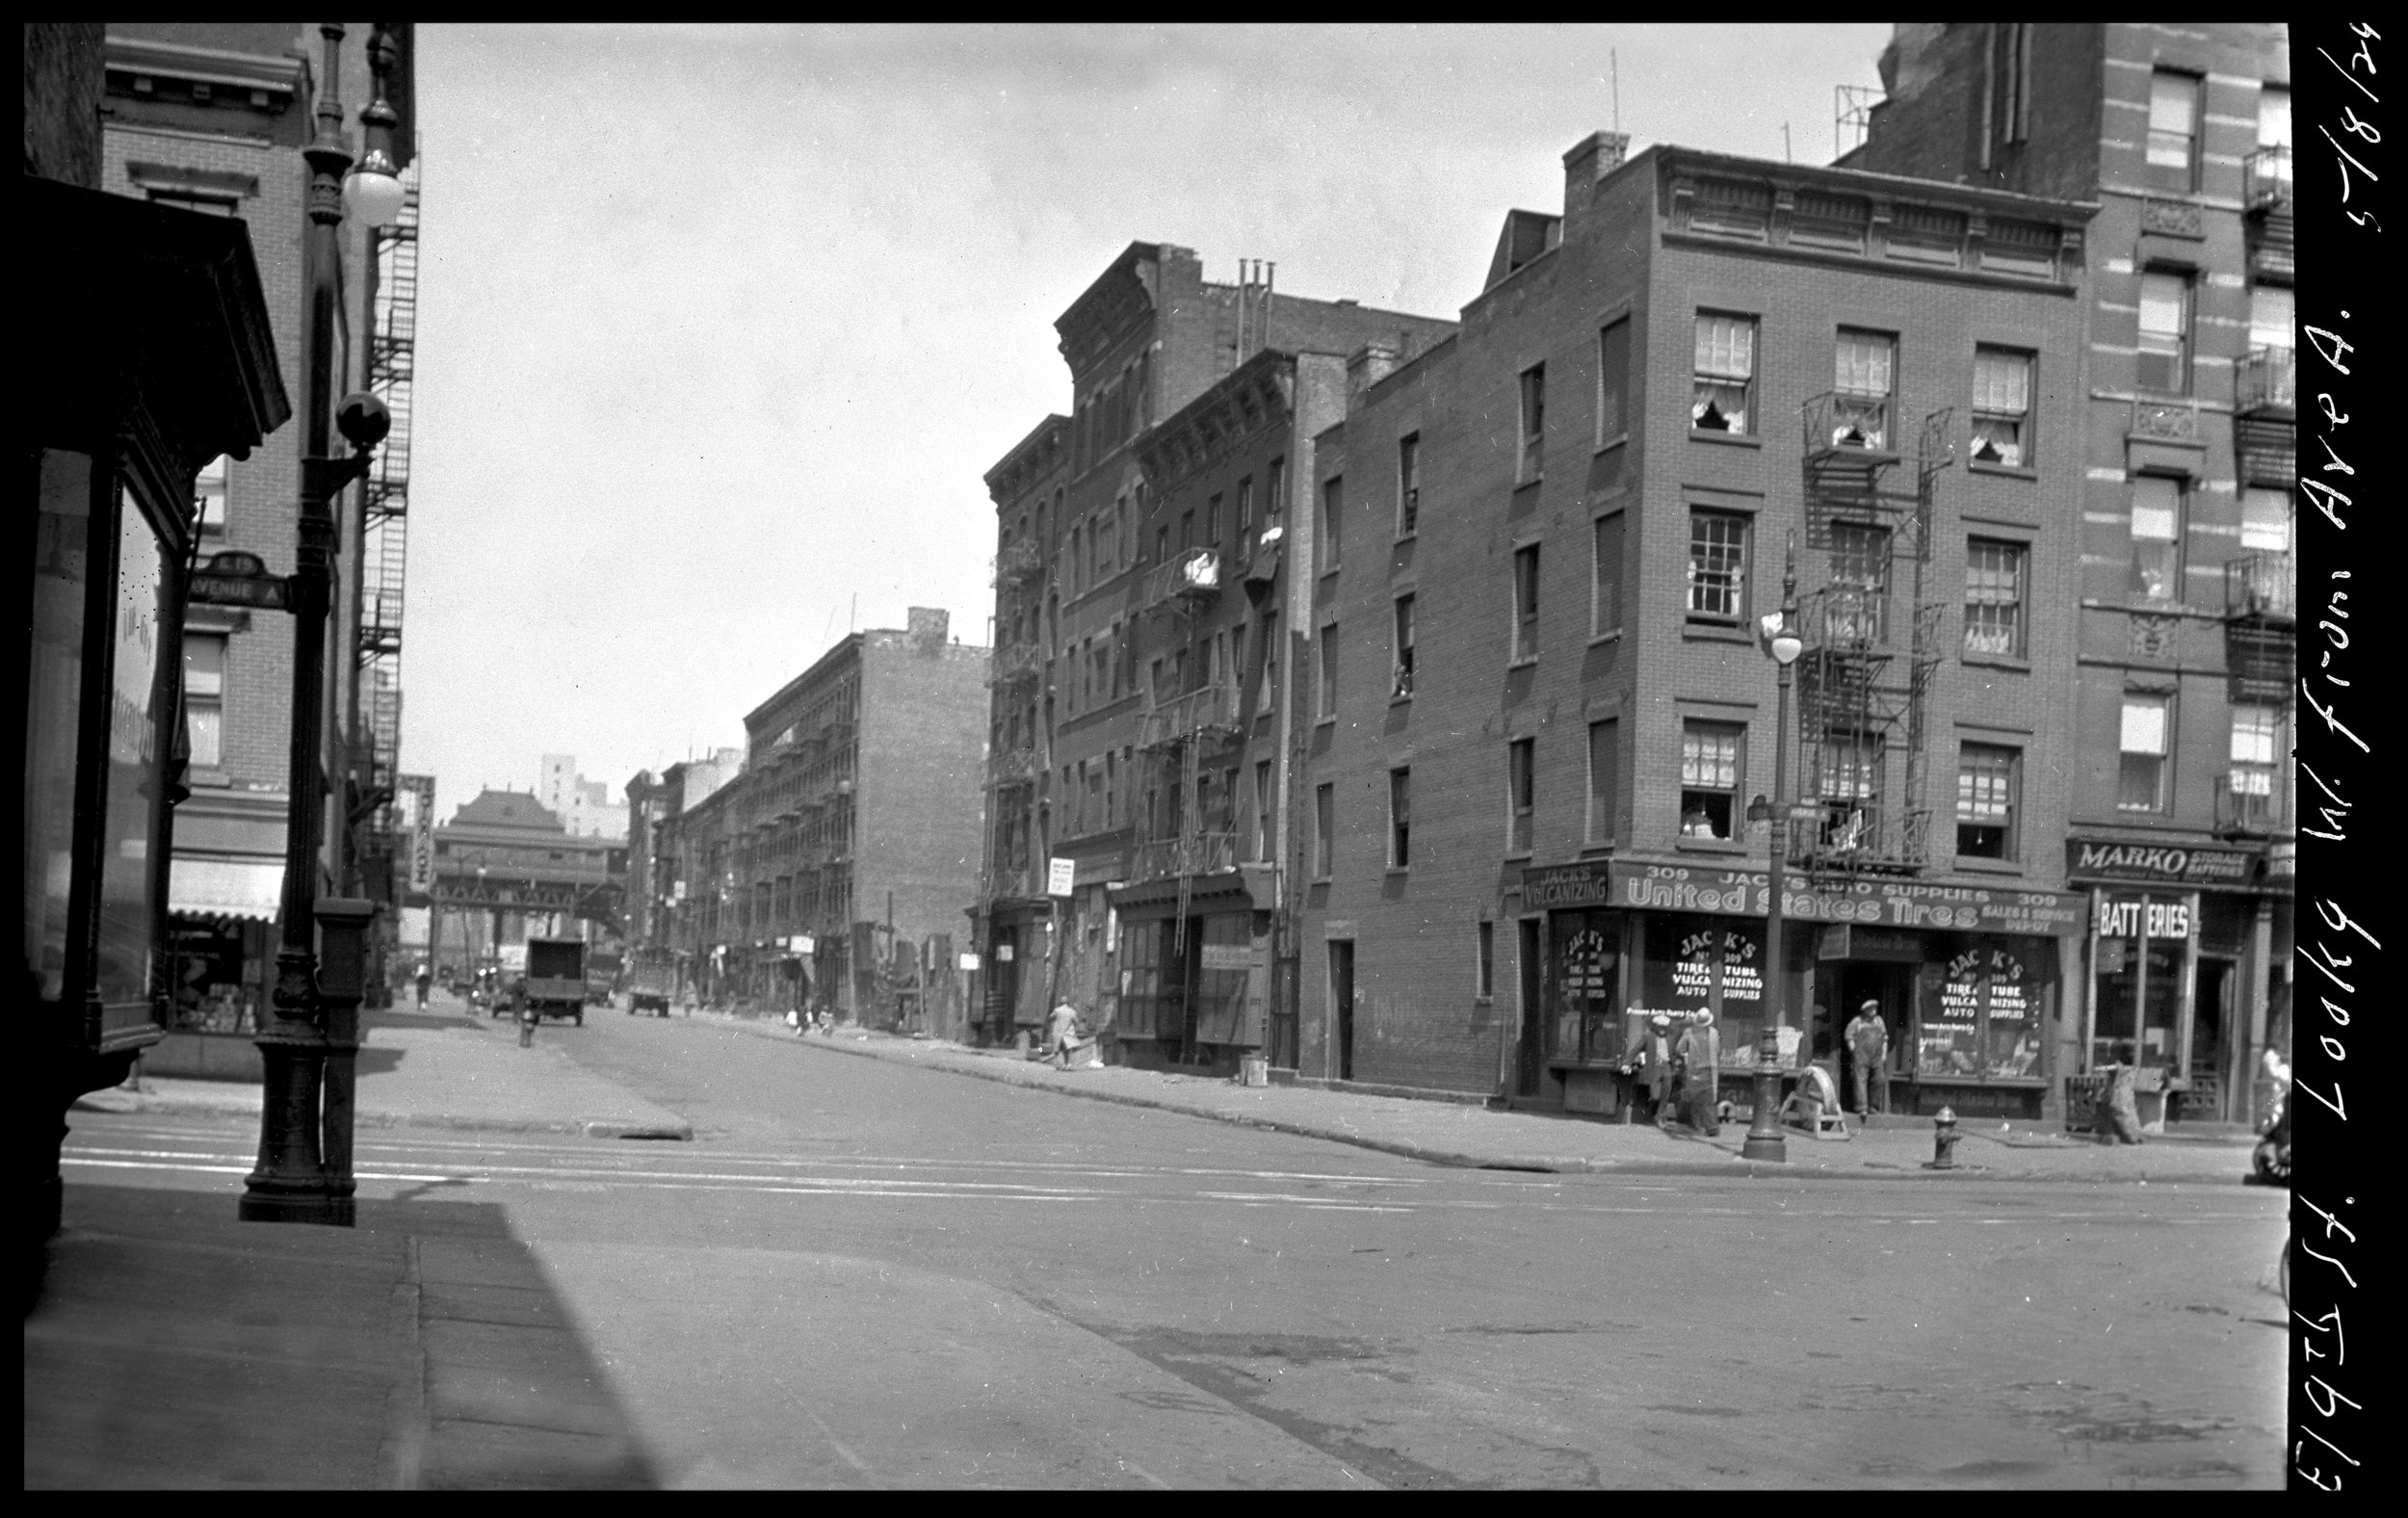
[1301,132,2095,1119]
[671,612,986,1023]
[975,244,1454,1067]
[1845,23,2295,1126]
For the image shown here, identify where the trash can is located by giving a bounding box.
[1239,1054,1269,1087]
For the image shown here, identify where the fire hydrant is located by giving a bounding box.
[1925,1106,1961,1169]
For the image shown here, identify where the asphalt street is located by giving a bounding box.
[57,1008,2290,1489]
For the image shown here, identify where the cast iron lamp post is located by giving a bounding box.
[1740,536,1804,1164]
[241,23,404,1225]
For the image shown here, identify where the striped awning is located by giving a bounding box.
[170,857,284,922]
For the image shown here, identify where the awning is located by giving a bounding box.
[170,858,284,922]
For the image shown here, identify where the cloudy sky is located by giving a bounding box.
[405,22,1892,820]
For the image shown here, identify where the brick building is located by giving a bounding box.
[662,613,987,1025]
[1298,132,2096,1119]
[975,245,1454,1067]
[100,23,422,1028]
[1845,23,2295,1125]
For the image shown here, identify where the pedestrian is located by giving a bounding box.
[1845,999,1889,1118]
[1673,1013,1720,1135]
[1625,1013,1674,1126]
[414,962,432,1008]
[1041,999,1090,1067]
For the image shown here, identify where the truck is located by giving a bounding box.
[624,950,676,1018]
[520,936,589,1026]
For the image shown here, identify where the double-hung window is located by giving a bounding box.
[1963,538,2027,658]
[1389,768,1412,868]
[1392,594,1416,697]
[1833,329,1896,449]
[1511,543,1540,663]
[1679,721,1742,841]
[2239,488,2292,554]
[2136,271,2192,394]
[1317,623,1338,720]
[1828,523,1891,643]
[196,454,229,535]
[1506,739,1534,855]
[1687,510,1748,620]
[1320,476,1343,575]
[1398,434,1421,536]
[1518,366,1546,481]
[1971,348,2032,466]
[1314,783,1335,879]
[1955,743,2020,860]
[2130,476,2184,603]
[2147,69,2203,190]
[1692,314,1756,433]
[183,633,226,770]
[2229,703,2281,825]
[1591,511,1625,637]
[1597,318,1631,446]
[2118,696,2171,812]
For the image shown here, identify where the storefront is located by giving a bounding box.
[1515,860,2084,1120]
[2066,837,2290,1125]
[1112,868,1270,1074]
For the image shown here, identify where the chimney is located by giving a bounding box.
[1347,343,1400,398]
[906,606,949,655]
[1562,130,1632,219]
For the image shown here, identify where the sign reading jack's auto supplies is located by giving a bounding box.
[2064,838,2260,889]
[1607,861,2085,936]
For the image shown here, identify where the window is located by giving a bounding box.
[1477,920,1496,1001]
[2130,476,2184,603]
[2248,285,2293,355]
[146,189,237,217]
[1591,512,1625,637]
[1156,523,1169,566]
[183,632,226,769]
[1519,365,1546,480]
[1687,510,1748,620]
[1586,718,1619,846]
[195,454,229,534]
[1828,523,1891,643]
[1815,729,1885,852]
[1832,329,1896,449]
[2240,488,2292,553]
[1679,722,1742,841]
[1085,763,1103,834]
[1507,738,1534,854]
[1692,314,1756,433]
[1397,434,1420,536]
[1254,761,1274,863]
[1237,476,1253,536]
[1511,543,1540,663]
[1963,538,2027,658]
[1955,743,2020,859]
[1258,612,1278,715]
[1393,594,1416,697]
[2136,271,2192,394]
[1180,510,1194,549]
[1314,783,1335,878]
[1068,525,1083,593]
[1971,348,2032,466]
[2118,695,2171,812]
[2147,69,2202,187]
[1318,623,1338,720]
[1319,475,1342,574]
[1205,496,1221,547]
[2260,85,2292,150]
[1389,768,1412,868]
[1106,750,1118,828]
[1597,318,1631,446]
[2230,703,2280,807]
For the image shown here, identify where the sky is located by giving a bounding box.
[404,22,1892,822]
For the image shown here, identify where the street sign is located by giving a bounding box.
[188,550,292,611]
[1046,856,1076,897]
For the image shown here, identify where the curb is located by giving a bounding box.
[774,1029,2251,1187]
[71,1091,692,1142]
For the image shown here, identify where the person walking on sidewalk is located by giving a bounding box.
[1625,1013,1674,1126]
[1039,1000,1096,1068]
[414,963,432,1009]
[1845,1000,1889,1118]
[1673,1014,1721,1135]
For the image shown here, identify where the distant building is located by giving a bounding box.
[538,753,629,840]
[1845,23,2295,1125]
[665,613,987,1025]
[428,790,625,969]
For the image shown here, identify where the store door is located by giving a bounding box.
[2191,957,2234,1122]
[1329,939,1355,1082]
[1516,918,1544,1097]
[1820,960,1913,1113]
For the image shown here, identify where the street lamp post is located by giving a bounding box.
[1741,536,1805,1165]
[241,23,404,1226]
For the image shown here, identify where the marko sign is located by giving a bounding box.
[2064,839,2258,888]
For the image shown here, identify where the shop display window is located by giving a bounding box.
[2091,895,2188,1072]
[95,486,170,1012]
[24,452,92,1003]
[1920,940,2049,1080]
[1636,915,1767,1062]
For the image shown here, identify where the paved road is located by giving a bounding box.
[60,1008,2289,1488]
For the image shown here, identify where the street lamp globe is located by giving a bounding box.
[343,150,406,226]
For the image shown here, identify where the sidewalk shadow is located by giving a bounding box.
[26,1180,657,1490]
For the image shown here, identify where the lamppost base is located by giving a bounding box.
[237,1182,352,1227]
[1740,1132,1790,1164]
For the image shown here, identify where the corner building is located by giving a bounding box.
[1304,133,2095,1118]
[1845,24,2296,1126]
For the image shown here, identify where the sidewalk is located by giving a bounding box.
[74,991,693,1140]
[728,1017,2259,1186]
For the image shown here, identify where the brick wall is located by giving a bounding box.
[855,635,991,953]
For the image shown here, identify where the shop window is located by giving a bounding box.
[1392,594,1416,697]
[1586,718,1619,846]
[1679,720,1742,840]
[1831,329,1896,449]
[1314,783,1335,879]
[1970,348,2032,466]
[1596,317,1631,447]
[2146,69,2202,190]
[1592,511,1624,636]
[1506,738,1534,855]
[2118,695,2171,812]
[1692,313,1755,433]
[1923,941,2049,1081]
[2135,271,2193,395]
[183,632,226,770]
[2092,895,2189,1071]
[1511,543,1540,663]
[2130,476,2184,603]
[1398,433,1420,537]
[1963,538,2026,658]
[1954,742,2020,859]
[1389,768,1412,869]
[1518,364,1546,481]
[1687,510,1748,621]
[1638,915,1767,1067]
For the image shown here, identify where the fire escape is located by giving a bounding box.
[1792,396,1953,878]
[355,150,419,850]
[1135,545,1239,935]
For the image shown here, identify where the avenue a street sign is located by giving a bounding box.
[187,549,291,611]
[2063,838,2259,889]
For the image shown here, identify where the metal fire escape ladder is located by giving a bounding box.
[356,150,420,836]
[1793,398,1953,882]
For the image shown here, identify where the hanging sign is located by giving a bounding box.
[1046,857,1077,897]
